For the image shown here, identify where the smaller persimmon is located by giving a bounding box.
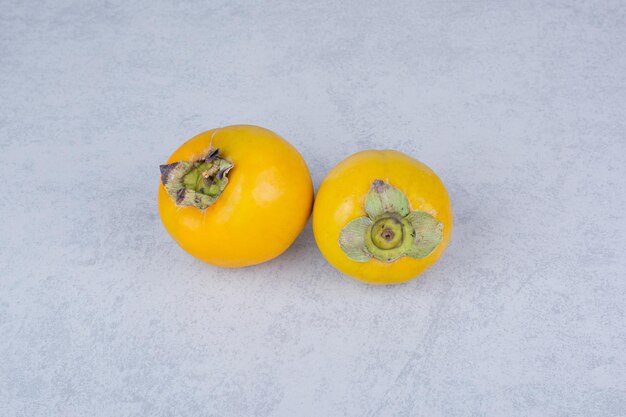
[312,150,453,284]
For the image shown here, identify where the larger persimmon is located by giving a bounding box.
[158,125,313,268]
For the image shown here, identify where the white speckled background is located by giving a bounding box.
[1,0,625,416]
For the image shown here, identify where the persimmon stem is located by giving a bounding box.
[370,217,403,250]
[159,148,234,210]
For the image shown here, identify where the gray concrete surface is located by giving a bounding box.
[1,0,625,416]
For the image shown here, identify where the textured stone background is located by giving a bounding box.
[1,0,625,416]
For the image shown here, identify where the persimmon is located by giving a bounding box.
[312,150,452,284]
[158,125,313,268]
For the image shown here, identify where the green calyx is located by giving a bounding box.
[339,180,443,263]
[159,148,234,210]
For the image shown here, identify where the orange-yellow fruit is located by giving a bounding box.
[313,150,452,284]
[158,125,313,268]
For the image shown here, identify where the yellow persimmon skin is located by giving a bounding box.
[313,150,452,285]
[158,125,313,268]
